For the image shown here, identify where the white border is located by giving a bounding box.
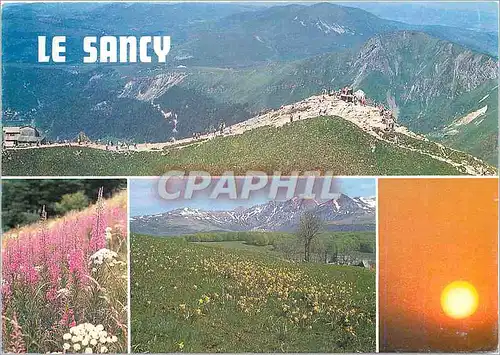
[127,178,132,354]
[1,1,498,354]
[375,176,379,353]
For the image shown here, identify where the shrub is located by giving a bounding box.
[54,191,89,215]
[247,233,269,246]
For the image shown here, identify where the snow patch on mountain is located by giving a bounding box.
[255,35,265,43]
[453,105,488,126]
[315,20,353,35]
[131,194,376,236]
[119,72,187,101]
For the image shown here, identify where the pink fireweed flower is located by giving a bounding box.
[67,249,87,283]
[59,307,76,328]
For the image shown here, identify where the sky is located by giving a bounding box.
[379,178,498,352]
[130,176,375,216]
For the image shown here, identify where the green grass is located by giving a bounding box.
[193,241,278,254]
[3,116,484,176]
[131,235,376,352]
[183,230,375,258]
[439,86,499,165]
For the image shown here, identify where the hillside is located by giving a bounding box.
[176,31,498,161]
[131,235,375,352]
[3,110,494,176]
[1,191,128,353]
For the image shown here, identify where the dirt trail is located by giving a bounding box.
[6,94,494,175]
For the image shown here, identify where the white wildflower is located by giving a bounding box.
[105,227,112,241]
[57,288,71,298]
[89,248,118,266]
[62,323,117,353]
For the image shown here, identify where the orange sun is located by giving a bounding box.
[441,281,479,319]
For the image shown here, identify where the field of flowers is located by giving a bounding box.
[131,235,375,353]
[1,191,128,354]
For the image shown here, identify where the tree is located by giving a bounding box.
[297,211,323,262]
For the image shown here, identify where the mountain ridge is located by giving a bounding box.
[130,193,376,236]
[2,4,498,164]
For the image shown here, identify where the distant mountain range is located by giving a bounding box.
[3,2,497,65]
[130,194,376,236]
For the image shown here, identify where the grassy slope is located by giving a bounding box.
[441,87,499,164]
[3,116,468,176]
[131,235,375,353]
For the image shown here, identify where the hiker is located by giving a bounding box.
[290,114,293,123]
[378,105,384,116]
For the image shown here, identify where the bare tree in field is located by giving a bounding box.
[297,211,323,262]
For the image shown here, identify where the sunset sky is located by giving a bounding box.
[379,178,498,352]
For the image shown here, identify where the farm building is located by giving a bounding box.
[2,126,46,147]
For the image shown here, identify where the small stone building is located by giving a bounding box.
[2,126,46,147]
